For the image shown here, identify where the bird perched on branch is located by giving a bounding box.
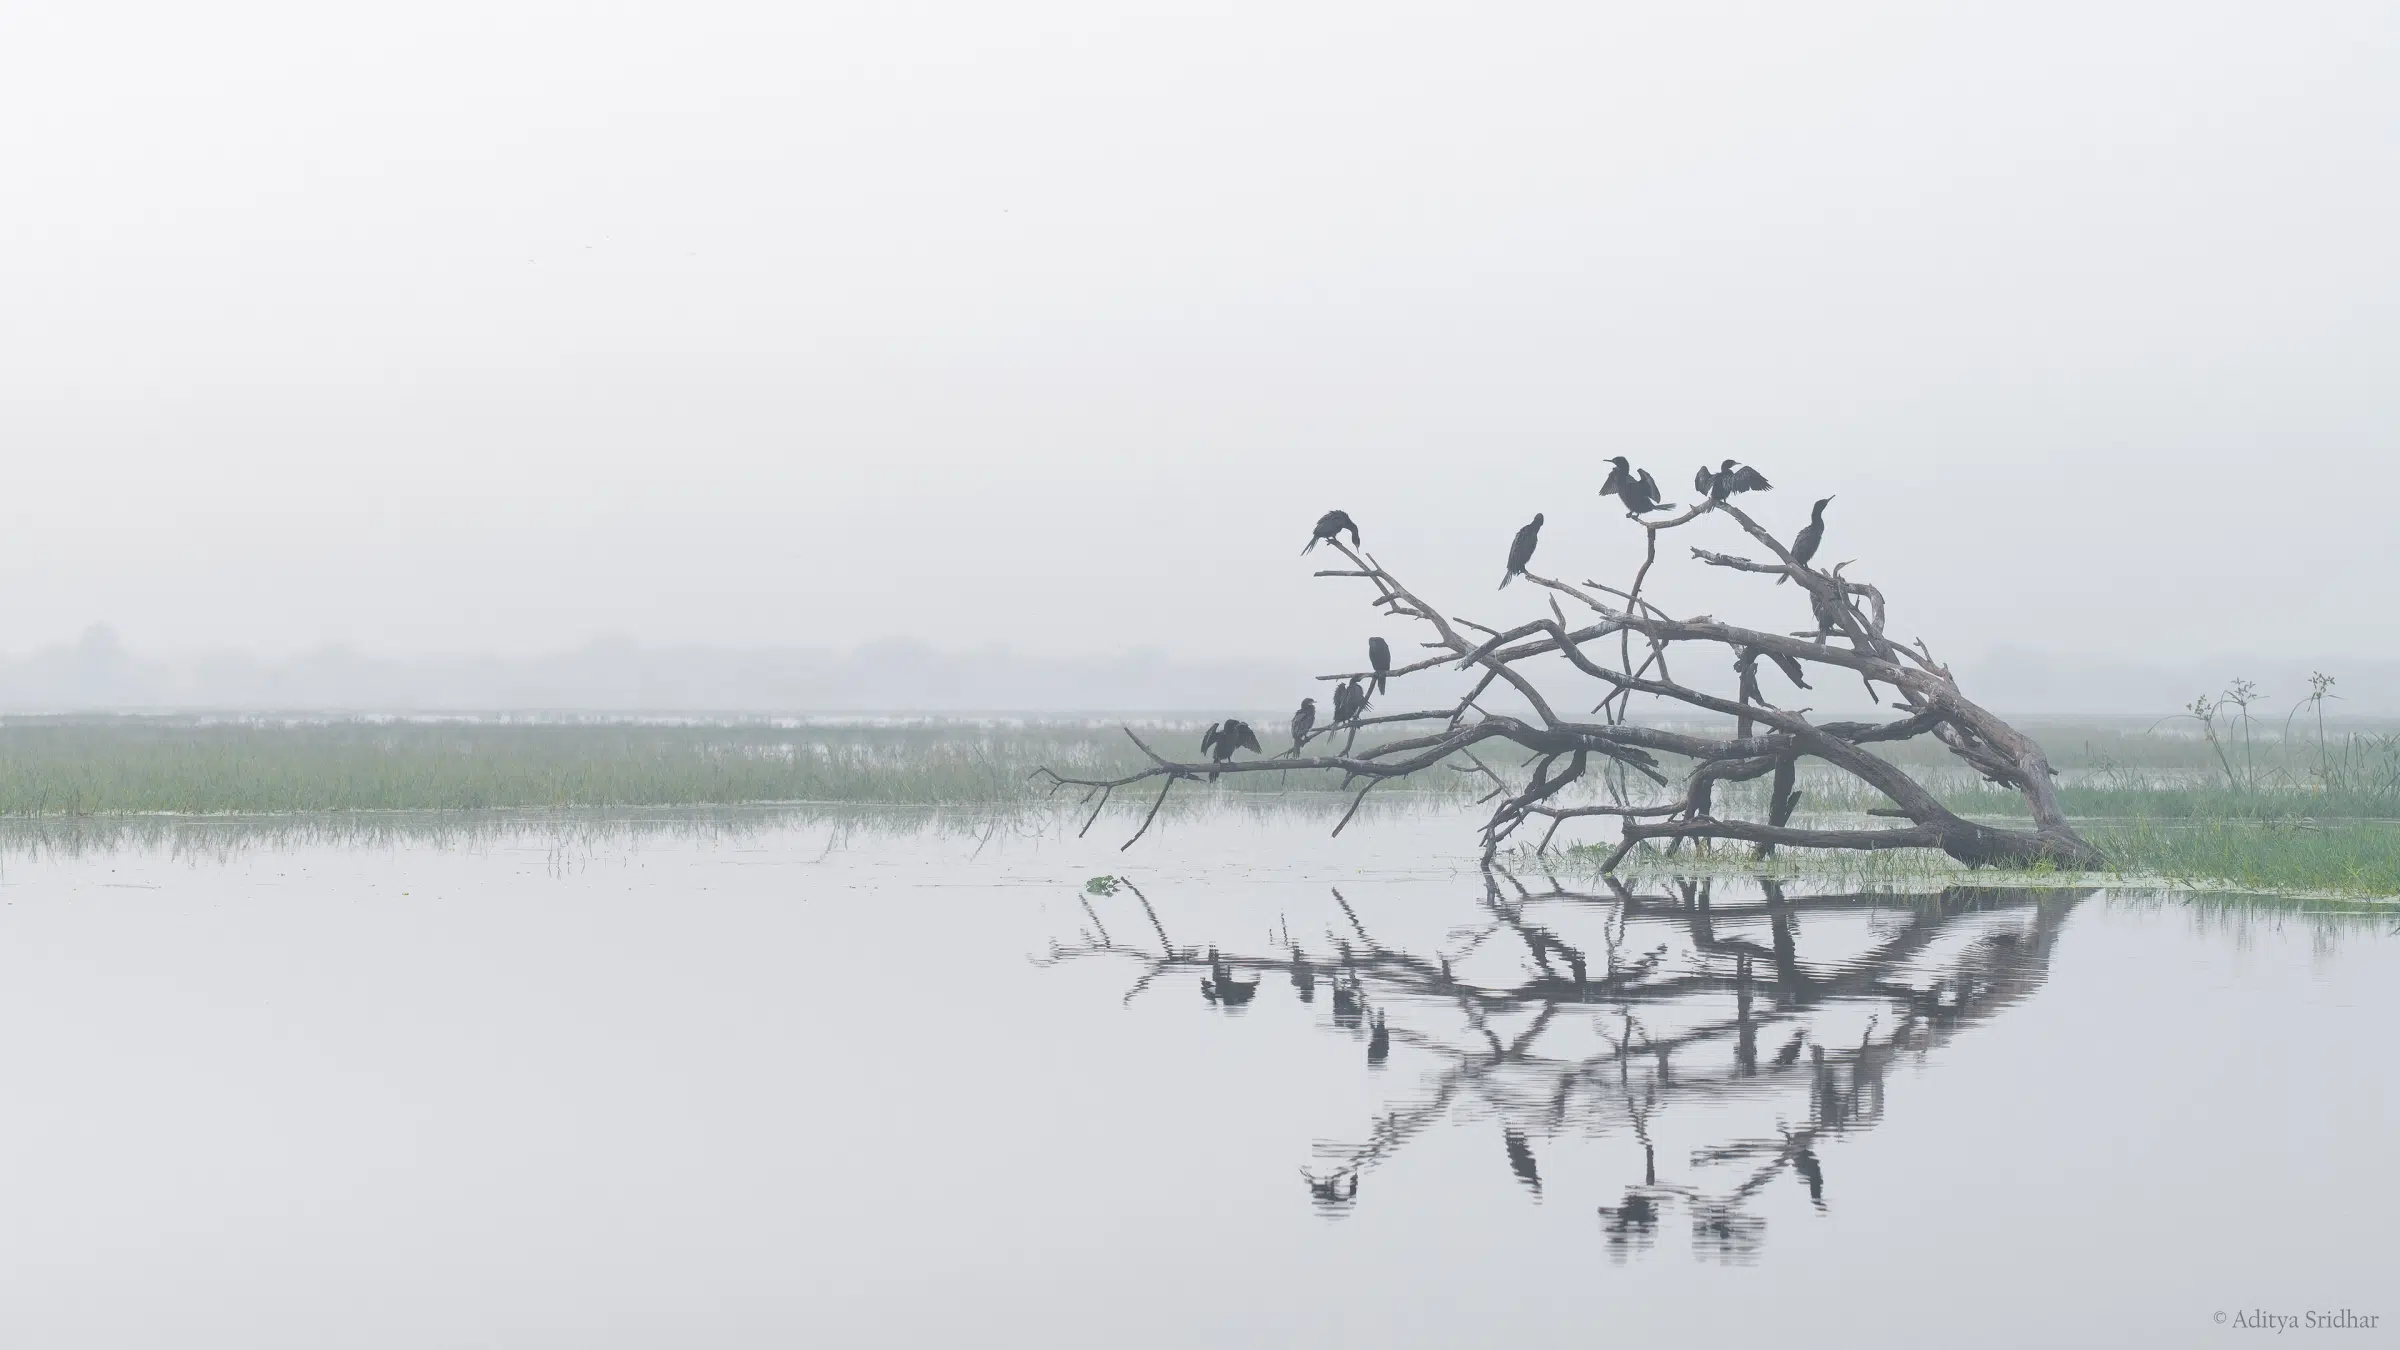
[1499,513,1543,588]
[1334,676,1369,727]
[1601,457,1672,516]
[1778,496,1833,584]
[1366,636,1391,696]
[1697,459,1773,501]
[1199,719,1261,780]
[1600,456,1636,499]
[1367,1010,1389,1065]
[1809,586,1847,641]
[1303,509,1360,553]
[1289,697,1316,754]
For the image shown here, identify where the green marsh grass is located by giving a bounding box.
[9,714,2398,900]
[0,716,1480,816]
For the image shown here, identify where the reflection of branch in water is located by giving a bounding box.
[1046,865,2095,1259]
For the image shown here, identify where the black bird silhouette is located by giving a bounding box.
[1809,585,1847,640]
[1599,456,1636,499]
[1306,1170,1359,1205]
[1366,1010,1389,1065]
[1340,676,1370,726]
[1330,681,1355,729]
[1720,459,1772,496]
[1499,513,1543,588]
[1773,1028,1808,1067]
[1792,1146,1826,1207]
[1289,697,1316,754]
[1778,496,1832,584]
[1503,1128,1543,1194]
[1697,459,1772,501]
[1200,719,1262,781]
[1304,509,1360,554]
[1602,458,1673,516]
[1289,946,1317,1002]
[1366,636,1391,696]
[1201,945,1259,1005]
[1202,970,1259,1005]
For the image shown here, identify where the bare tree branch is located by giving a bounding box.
[1040,485,2099,869]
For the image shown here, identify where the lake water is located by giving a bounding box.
[0,807,2392,1348]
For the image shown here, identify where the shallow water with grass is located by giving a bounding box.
[8,715,2398,897]
[0,804,2391,1347]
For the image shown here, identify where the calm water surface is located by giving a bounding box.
[0,808,2392,1348]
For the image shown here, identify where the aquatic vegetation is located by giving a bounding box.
[0,716,1478,816]
[4,715,2394,899]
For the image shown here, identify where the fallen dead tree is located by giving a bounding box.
[1037,482,2099,871]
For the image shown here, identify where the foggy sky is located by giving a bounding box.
[5,1,2395,697]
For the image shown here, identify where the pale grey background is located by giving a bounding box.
[5,1,2393,710]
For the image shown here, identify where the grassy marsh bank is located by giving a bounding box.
[1577,820,2400,902]
[8,714,2397,898]
[0,716,1480,815]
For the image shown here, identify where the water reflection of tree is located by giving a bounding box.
[1043,869,2091,1261]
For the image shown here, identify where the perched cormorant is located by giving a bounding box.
[1290,946,1317,1002]
[1773,1029,1808,1067]
[1203,719,1262,781]
[1330,681,1355,729]
[1366,636,1391,697]
[1697,459,1772,501]
[1366,1010,1389,1065]
[1809,585,1847,640]
[1599,456,1635,499]
[1303,509,1361,554]
[1768,649,1812,690]
[1778,496,1832,584]
[1503,1128,1542,1194]
[1720,459,1772,496]
[1290,697,1316,754]
[1339,676,1369,726]
[1499,513,1543,588]
[1602,458,1673,516]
